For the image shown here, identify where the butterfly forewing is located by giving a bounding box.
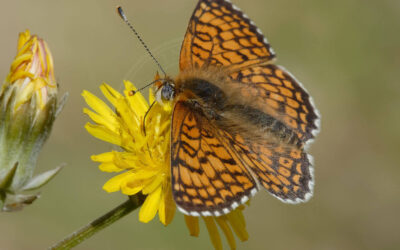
[180,0,275,71]
[171,101,258,216]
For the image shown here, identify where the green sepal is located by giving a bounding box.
[56,92,69,117]
[0,190,6,210]
[22,165,64,191]
[0,162,18,190]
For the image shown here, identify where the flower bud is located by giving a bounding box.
[0,30,66,211]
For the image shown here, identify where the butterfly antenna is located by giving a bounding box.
[117,6,167,76]
[129,78,165,95]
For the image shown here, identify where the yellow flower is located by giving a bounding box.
[83,81,174,225]
[0,30,64,211]
[83,81,249,249]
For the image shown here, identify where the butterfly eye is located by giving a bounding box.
[161,83,175,101]
[155,82,175,105]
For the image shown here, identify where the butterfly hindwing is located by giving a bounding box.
[219,131,314,203]
[228,64,320,143]
[180,0,275,71]
[171,101,258,216]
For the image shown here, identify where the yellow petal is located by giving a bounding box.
[100,83,123,108]
[114,98,140,137]
[203,217,222,250]
[158,192,167,225]
[83,108,119,133]
[103,171,133,193]
[82,90,116,122]
[163,101,173,112]
[84,123,121,146]
[8,69,34,84]
[139,186,162,223]
[10,53,32,72]
[158,183,176,226]
[236,207,246,228]
[124,80,149,114]
[149,88,155,104]
[17,30,30,51]
[16,35,34,59]
[99,162,123,173]
[123,80,137,92]
[163,186,176,225]
[132,169,158,180]
[216,216,236,250]
[226,209,249,242]
[184,215,200,237]
[120,173,154,196]
[112,152,141,170]
[91,152,115,162]
[142,172,163,195]
[121,182,144,196]
[92,152,129,172]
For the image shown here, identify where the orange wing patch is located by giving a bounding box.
[179,0,275,71]
[171,101,258,216]
[229,64,320,143]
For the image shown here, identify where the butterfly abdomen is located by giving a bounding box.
[221,104,302,147]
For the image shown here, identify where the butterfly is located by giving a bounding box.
[153,0,320,217]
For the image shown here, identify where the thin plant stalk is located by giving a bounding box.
[50,194,145,249]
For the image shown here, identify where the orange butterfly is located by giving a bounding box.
[153,0,320,217]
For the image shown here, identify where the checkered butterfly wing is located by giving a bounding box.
[171,100,314,216]
[229,64,320,143]
[172,0,319,215]
[171,101,258,216]
[179,0,275,71]
[221,131,314,203]
[179,0,319,143]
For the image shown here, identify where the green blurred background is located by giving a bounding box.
[1,0,399,249]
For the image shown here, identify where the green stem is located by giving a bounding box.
[50,194,145,250]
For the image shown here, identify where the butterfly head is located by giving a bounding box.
[154,78,175,105]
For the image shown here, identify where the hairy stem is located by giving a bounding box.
[49,194,145,249]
